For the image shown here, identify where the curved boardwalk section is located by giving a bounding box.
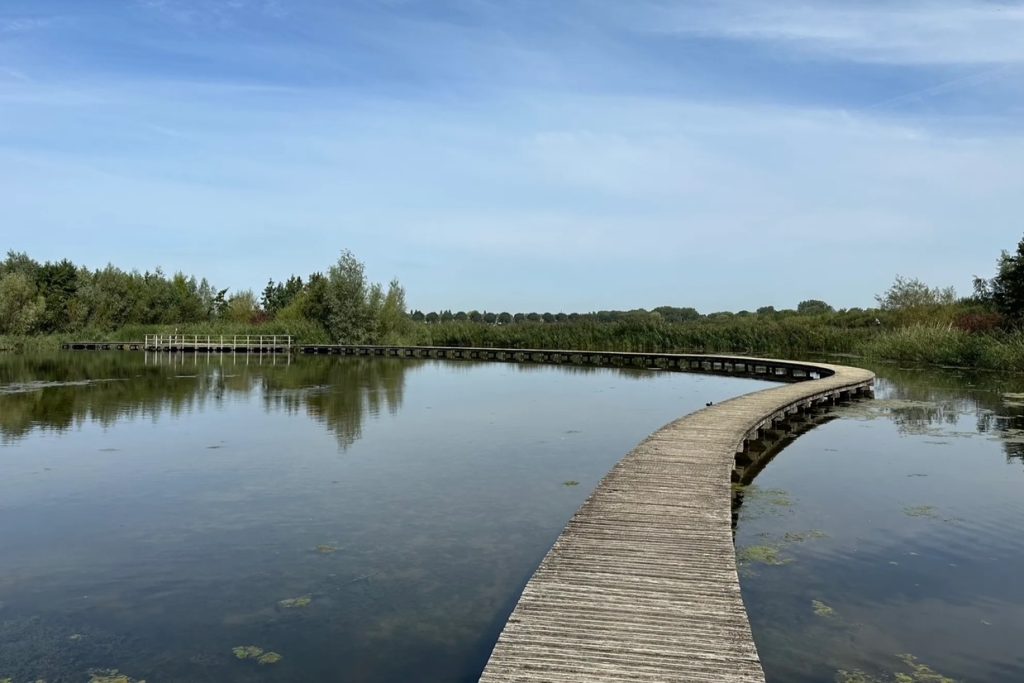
[479,358,873,683]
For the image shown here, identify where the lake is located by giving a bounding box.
[0,352,769,682]
[0,353,1020,682]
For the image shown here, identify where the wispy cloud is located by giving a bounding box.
[643,0,1024,65]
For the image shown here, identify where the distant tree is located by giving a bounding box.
[226,290,259,323]
[325,250,373,343]
[875,275,956,310]
[483,311,497,324]
[497,312,512,324]
[454,311,468,321]
[756,306,776,316]
[978,236,1024,319]
[797,299,834,315]
[0,271,45,334]
[378,279,409,341]
[425,311,439,323]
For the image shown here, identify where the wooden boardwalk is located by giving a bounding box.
[478,359,873,683]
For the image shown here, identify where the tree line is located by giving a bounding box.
[0,249,409,343]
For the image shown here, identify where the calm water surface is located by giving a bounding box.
[738,363,1024,683]
[0,352,770,682]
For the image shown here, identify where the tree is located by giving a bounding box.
[226,290,259,323]
[378,279,409,341]
[0,272,45,334]
[797,299,834,315]
[986,236,1024,319]
[875,275,956,310]
[325,250,373,343]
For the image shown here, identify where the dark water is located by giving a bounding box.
[737,363,1024,683]
[0,352,772,683]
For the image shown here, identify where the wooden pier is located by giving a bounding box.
[478,358,873,683]
[59,341,872,679]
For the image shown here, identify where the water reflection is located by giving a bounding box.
[738,361,1024,683]
[1,352,767,683]
[0,352,412,449]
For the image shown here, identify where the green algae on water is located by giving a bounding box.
[562,480,579,487]
[895,654,957,683]
[257,652,283,665]
[812,599,836,617]
[904,505,939,518]
[737,545,790,566]
[834,654,959,683]
[784,530,828,543]
[88,669,146,683]
[278,595,312,609]
[232,645,264,660]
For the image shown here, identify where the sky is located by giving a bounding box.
[1,0,1022,313]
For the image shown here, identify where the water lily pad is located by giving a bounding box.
[257,652,283,665]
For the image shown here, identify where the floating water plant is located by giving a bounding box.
[278,595,312,609]
[784,530,828,544]
[812,599,835,617]
[836,671,884,683]
[257,652,283,665]
[233,645,283,666]
[562,480,580,487]
[834,654,959,683]
[87,670,146,683]
[316,544,339,554]
[904,505,939,518]
[895,654,957,683]
[737,545,790,566]
[232,645,264,660]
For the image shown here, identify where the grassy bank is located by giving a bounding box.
[9,318,1024,372]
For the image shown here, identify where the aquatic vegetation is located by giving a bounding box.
[895,654,957,683]
[834,655,959,683]
[812,599,835,617]
[315,544,339,554]
[88,670,146,683]
[232,645,264,660]
[904,505,939,518]
[278,595,312,609]
[737,545,790,566]
[562,480,580,487]
[233,645,283,666]
[783,530,828,543]
[836,671,884,683]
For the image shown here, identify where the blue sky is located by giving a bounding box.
[1,0,1022,312]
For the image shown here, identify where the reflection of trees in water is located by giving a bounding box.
[0,353,412,449]
[868,365,1024,467]
[262,358,410,448]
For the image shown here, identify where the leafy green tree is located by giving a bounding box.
[0,271,45,334]
[379,279,409,341]
[226,290,259,323]
[984,236,1024,319]
[875,275,956,310]
[325,250,374,343]
[797,299,834,315]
